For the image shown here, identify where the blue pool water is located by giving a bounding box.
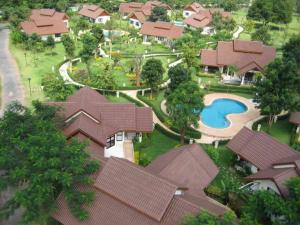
[200,99,247,128]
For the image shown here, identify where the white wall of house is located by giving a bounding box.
[201,26,215,35]
[129,18,142,29]
[183,10,195,18]
[143,35,169,44]
[95,16,111,24]
[104,132,137,159]
[41,34,63,42]
[64,19,69,28]
[249,180,281,195]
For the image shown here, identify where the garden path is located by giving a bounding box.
[232,25,244,39]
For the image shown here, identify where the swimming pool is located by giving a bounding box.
[200,98,247,128]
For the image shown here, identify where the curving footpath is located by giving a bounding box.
[0,24,25,117]
[232,25,244,39]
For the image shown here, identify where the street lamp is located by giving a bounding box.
[28,77,32,96]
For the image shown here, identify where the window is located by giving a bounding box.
[135,21,140,26]
[116,132,123,141]
[106,135,115,148]
[98,18,103,22]
[55,33,61,38]
[185,12,189,16]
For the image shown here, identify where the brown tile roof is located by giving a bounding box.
[289,112,300,125]
[184,12,212,28]
[140,22,184,39]
[128,11,147,23]
[79,4,109,19]
[95,158,178,221]
[48,87,153,147]
[119,1,170,16]
[201,40,276,75]
[146,144,219,192]
[227,127,298,170]
[20,9,69,36]
[184,2,205,13]
[246,168,299,197]
[53,157,203,225]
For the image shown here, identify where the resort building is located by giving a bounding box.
[47,87,153,163]
[78,4,110,24]
[290,112,300,142]
[119,1,172,28]
[140,21,184,46]
[200,40,276,85]
[227,127,300,197]
[183,2,205,18]
[184,9,231,35]
[20,9,69,41]
[53,145,228,225]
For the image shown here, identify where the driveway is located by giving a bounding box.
[0,24,25,116]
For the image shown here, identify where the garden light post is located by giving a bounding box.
[28,77,32,96]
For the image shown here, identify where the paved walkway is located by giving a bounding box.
[232,25,244,39]
[0,24,25,116]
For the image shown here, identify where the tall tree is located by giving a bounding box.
[42,73,75,101]
[79,34,97,76]
[181,42,199,72]
[91,24,104,45]
[134,55,143,87]
[61,34,75,71]
[251,25,271,44]
[283,34,300,70]
[167,64,191,95]
[254,58,300,128]
[0,101,99,224]
[166,81,204,144]
[45,35,55,55]
[141,58,164,98]
[148,6,170,22]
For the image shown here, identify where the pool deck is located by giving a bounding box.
[198,93,261,139]
[161,93,261,142]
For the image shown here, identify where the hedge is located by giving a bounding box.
[137,94,201,139]
[155,124,190,144]
[119,92,144,107]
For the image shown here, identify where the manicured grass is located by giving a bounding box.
[232,8,300,50]
[106,94,132,103]
[135,128,180,162]
[10,42,82,105]
[254,117,293,145]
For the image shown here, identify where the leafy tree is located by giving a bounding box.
[42,73,75,101]
[61,34,75,71]
[10,28,27,45]
[56,0,68,11]
[212,12,236,32]
[148,6,170,22]
[167,64,191,94]
[244,20,255,33]
[248,0,293,24]
[91,61,116,90]
[285,177,300,224]
[181,210,238,225]
[181,42,199,71]
[141,59,164,97]
[283,34,300,69]
[254,58,300,128]
[166,81,203,144]
[91,24,104,45]
[220,0,238,11]
[79,34,97,75]
[0,101,99,224]
[251,25,271,44]
[134,55,143,87]
[45,35,55,55]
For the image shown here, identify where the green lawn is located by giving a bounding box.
[232,8,300,50]
[106,94,132,103]
[135,128,180,162]
[253,117,293,145]
[10,42,82,105]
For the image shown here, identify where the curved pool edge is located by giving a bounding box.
[200,98,248,129]
[197,93,261,139]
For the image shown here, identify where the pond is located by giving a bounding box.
[200,98,247,128]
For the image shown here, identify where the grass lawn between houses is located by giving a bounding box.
[232,8,300,51]
[9,42,82,105]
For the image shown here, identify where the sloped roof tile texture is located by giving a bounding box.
[201,40,276,75]
[140,21,184,39]
[79,4,109,19]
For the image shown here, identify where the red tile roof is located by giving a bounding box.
[201,40,276,75]
[144,1,172,10]
[119,1,171,16]
[53,157,205,225]
[48,87,153,147]
[20,9,69,36]
[128,11,147,23]
[227,127,299,170]
[289,112,300,125]
[79,4,109,19]
[184,2,205,13]
[184,12,212,28]
[140,21,184,39]
[146,144,219,192]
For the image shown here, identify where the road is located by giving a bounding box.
[0,24,25,116]
[0,24,24,225]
